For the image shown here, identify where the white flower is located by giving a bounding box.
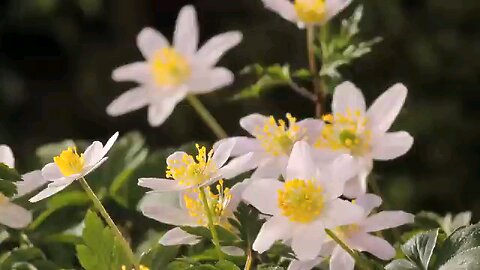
[139,180,248,254]
[315,82,413,198]
[0,145,46,198]
[138,140,252,192]
[242,141,363,261]
[29,132,119,202]
[261,0,352,27]
[107,5,242,126]
[214,113,323,179]
[0,193,32,229]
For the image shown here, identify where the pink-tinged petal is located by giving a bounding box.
[332,81,366,115]
[15,170,47,198]
[262,0,298,23]
[372,131,413,160]
[147,95,183,127]
[226,179,251,212]
[212,138,235,168]
[137,27,169,59]
[0,202,32,229]
[196,31,242,67]
[0,145,14,168]
[242,178,283,216]
[322,199,364,228]
[112,62,150,83]
[367,83,408,133]
[325,0,353,21]
[292,222,326,260]
[361,211,414,232]
[141,204,198,227]
[287,258,323,270]
[253,215,293,253]
[286,141,317,181]
[296,118,324,145]
[83,141,103,166]
[219,153,254,179]
[159,228,200,246]
[240,113,269,136]
[187,68,233,94]
[41,163,63,181]
[348,233,396,260]
[173,5,198,56]
[354,193,382,215]
[214,137,262,156]
[330,246,355,270]
[106,87,149,117]
[321,154,358,199]
[138,178,184,192]
[251,157,284,179]
[342,160,372,199]
[99,132,119,159]
[29,181,73,202]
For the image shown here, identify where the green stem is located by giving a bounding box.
[79,177,139,270]
[325,229,370,270]
[198,187,224,260]
[187,95,228,139]
[244,247,253,270]
[307,26,325,117]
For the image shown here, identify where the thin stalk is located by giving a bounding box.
[307,26,325,117]
[244,247,253,270]
[325,229,370,270]
[79,177,139,270]
[198,187,224,260]
[187,95,228,139]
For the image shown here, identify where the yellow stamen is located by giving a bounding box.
[53,147,85,176]
[150,47,191,87]
[255,113,303,156]
[277,179,324,223]
[333,224,361,240]
[294,0,327,24]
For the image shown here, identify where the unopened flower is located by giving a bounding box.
[107,5,242,126]
[30,132,119,202]
[261,0,352,27]
[214,113,323,179]
[315,82,413,198]
[138,140,252,192]
[243,141,363,260]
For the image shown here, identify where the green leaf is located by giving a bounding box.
[0,163,21,182]
[385,259,419,270]
[436,223,480,267]
[401,229,439,269]
[438,247,480,270]
[215,260,240,270]
[0,179,17,197]
[75,210,130,270]
[0,247,46,269]
[36,139,89,165]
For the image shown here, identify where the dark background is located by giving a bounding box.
[0,0,479,217]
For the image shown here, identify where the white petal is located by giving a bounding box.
[15,170,47,198]
[372,131,413,160]
[227,179,251,212]
[330,246,355,270]
[221,246,245,256]
[141,204,197,227]
[240,113,269,136]
[322,199,364,228]
[262,0,298,23]
[138,178,184,192]
[296,119,324,145]
[325,0,353,21]
[212,138,235,168]
[111,62,150,83]
[29,181,73,202]
[137,27,169,59]
[286,141,317,181]
[196,31,242,67]
[99,132,119,159]
[361,211,414,232]
[0,202,32,229]
[321,154,358,199]
[367,83,408,133]
[82,157,108,178]
[187,68,234,94]
[147,95,183,127]
[0,145,14,168]
[219,153,254,179]
[342,161,372,199]
[354,193,382,215]
[41,163,63,181]
[214,137,262,156]
[83,141,103,165]
[287,258,323,270]
[173,5,198,56]
[106,87,149,117]
[242,178,283,216]
[159,228,200,246]
[348,233,396,260]
[292,223,326,260]
[251,157,284,179]
[253,215,292,253]
[332,81,366,115]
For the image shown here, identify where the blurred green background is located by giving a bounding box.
[0,0,479,218]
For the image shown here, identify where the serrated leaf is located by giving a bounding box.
[438,247,480,270]
[436,223,480,267]
[401,229,438,269]
[216,260,240,270]
[0,179,17,197]
[0,163,21,182]
[385,259,419,270]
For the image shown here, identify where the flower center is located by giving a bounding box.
[183,180,233,226]
[255,114,303,156]
[150,47,191,87]
[166,144,218,187]
[315,109,372,156]
[294,0,326,24]
[277,179,324,223]
[54,147,85,176]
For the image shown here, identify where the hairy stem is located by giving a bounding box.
[187,95,228,139]
[307,26,325,117]
[198,187,224,260]
[79,177,139,270]
[325,229,370,270]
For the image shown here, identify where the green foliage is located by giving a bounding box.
[0,246,60,269]
[75,210,129,270]
[416,211,472,236]
[0,163,21,197]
